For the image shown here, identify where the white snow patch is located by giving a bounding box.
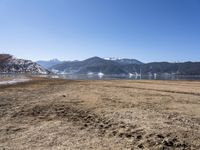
[98,72,104,79]
[0,78,30,85]
[129,73,134,78]
[87,72,94,75]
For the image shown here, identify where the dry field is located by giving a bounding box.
[0,78,200,150]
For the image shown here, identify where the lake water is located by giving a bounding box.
[1,74,200,81]
[36,74,200,81]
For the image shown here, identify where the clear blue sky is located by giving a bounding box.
[0,0,200,62]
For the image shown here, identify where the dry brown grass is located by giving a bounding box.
[0,78,200,150]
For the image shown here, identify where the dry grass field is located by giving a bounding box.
[0,78,200,150]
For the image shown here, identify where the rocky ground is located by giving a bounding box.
[0,78,200,150]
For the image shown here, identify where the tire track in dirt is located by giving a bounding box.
[104,85,200,96]
[94,87,199,149]
[124,80,200,88]
[1,79,199,149]
[11,102,192,149]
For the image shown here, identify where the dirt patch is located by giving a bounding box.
[12,102,191,149]
[0,78,200,149]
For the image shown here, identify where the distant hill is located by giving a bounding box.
[77,57,127,74]
[0,54,50,74]
[50,57,128,74]
[139,62,200,75]
[49,57,142,74]
[50,56,200,75]
[37,59,63,69]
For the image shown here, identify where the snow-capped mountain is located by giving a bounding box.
[104,57,143,65]
[49,56,200,75]
[104,57,122,61]
[49,56,143,74]
[0,54,50,74]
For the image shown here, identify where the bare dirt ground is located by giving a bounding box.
[0,78,200,150]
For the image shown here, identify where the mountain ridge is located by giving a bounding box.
[0,54,50,74]
[2,55,200,75]
[47,57,200,75]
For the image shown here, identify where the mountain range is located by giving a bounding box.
[1,54,200,76]
[37,59,63,69]
[43,57,142,74]
[39,57,200,75]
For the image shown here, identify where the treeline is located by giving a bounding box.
[126,62,200,75]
